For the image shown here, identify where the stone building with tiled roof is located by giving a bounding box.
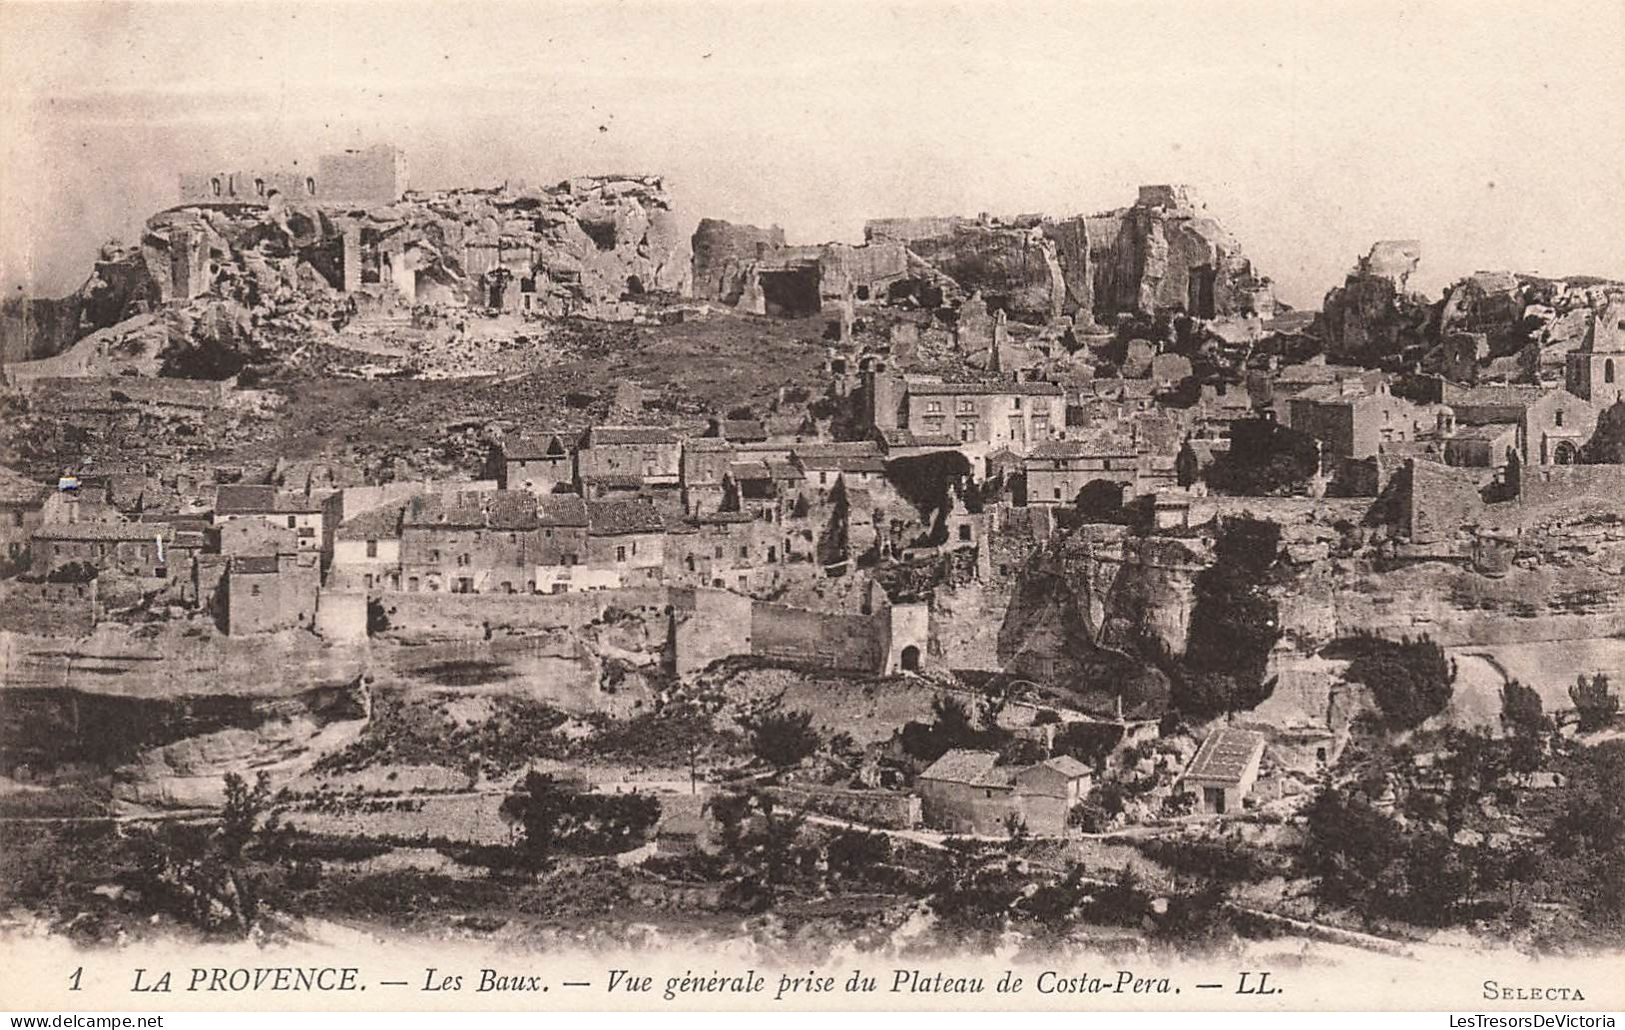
[1179,727,1267,816]
[916,748,1092,836]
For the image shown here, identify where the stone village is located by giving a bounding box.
[2,145,1623,954]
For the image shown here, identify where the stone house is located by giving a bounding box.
[584,499,666,586]
[790,442,887,496]
[903,380,1063,459]
[30,521,176,580]
[1179,727,1267,816]
[224,553,320,635]
[1023,434,1147,504]
[1287,379,1432,459]
[503,433,575,496]
[578,426,681,488]
[213,484,329,557]
[329,503,406,592]
[916,749,1092,836]
[680,437,736,515]
[1442,383,1597,467]
[398,490,541,594]
[667,511,774,591]
[0,468,50,571]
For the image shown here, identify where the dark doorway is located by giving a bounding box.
[1204,787,1226,815]
[1187,264,1217,318]
[759,267,821,317]
[900,645,921,672]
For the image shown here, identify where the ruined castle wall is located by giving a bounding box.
[749,599,886,672]
[316,146,407,206]
[672,587,752,675]
[691,219,786,302]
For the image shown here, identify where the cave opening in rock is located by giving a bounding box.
[579,218,619,251]
[1187,263,1217,318]
[759,267,822,317]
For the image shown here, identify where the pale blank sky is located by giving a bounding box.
[2,0,1622,309]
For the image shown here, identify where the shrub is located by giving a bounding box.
[1340,634,1455,729]
[748,710,821,768]
[1571,674,1620,733]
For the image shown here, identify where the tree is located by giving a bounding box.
[825,828,891,882]
[1345,634,1455,729]
[219,771,273,862]
[498,772,662,870]
[366,597,391,636]
[1571,674,1620,733]
[748,710,821,768]
[1499,679,1550,737]
[1177,518,1282,716]
[1300,783,1405,908]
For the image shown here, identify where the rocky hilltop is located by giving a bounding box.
[2,174,691,369]
[1318,240,1623,376]
[864,184,1277,325]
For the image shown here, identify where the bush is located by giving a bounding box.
[1500,679,1549,736]
[1342,634,1454,729]
[1571,674,1620,733]
[498,772,661,869]
[748,710,821,768]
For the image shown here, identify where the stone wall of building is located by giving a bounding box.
[691,219,787,302]
[749,599,886,672]
[375,586,670,641]
[0,578,98,636]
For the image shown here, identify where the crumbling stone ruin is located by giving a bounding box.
[693,184,1275,328]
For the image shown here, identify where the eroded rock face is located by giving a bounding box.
[1318,240,1434,360]
[4,176,693,368]
[863,185,1274,325]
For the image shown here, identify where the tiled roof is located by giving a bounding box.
[588,425,678,446]
[504,434,571,460]
[1027,437,1135,460]
[336,503,408,540]
[1037,755,1091,779]
[684,438,734,453]
[538,495,588,527]
[403,490,539,530]
[34,521,174,542]
[215,484,321,514]
[691,511,755,526]
[1183,728,1266,785]
[587,499,665,535]
[918,748,1003,787]
[907,380,1063,396]
[215,484,278,514]
[726,461,772,482]
[1446,384,1547,408]
[582,473,645,489]
[795,454,887,473]
[715,419,767,440]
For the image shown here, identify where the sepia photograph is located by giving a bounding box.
[0,0,1622,1017]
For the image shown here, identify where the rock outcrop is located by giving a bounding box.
[2,174,692,370]
[867,185,1274,325]
[1317,240,1432,361]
